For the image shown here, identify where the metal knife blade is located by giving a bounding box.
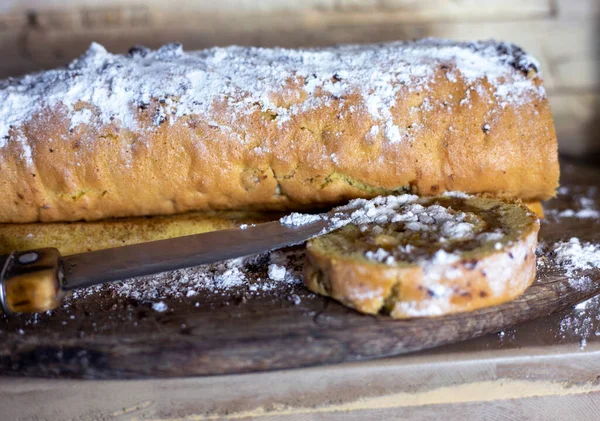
[61,215,331,291]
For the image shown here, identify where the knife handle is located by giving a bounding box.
[0,248,64,315]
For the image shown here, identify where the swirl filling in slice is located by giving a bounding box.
[304,194,539,318]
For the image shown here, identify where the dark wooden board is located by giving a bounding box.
[0,159,598,379]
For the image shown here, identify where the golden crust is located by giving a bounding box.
[0,44,558,223]
[304,198,540,318]
[525,201,544,218]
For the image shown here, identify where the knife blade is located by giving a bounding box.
[62,217,330,291]
[0,208,350,315]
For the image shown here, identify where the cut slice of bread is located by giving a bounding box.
[0,211,280,256]
[304,195,540,318]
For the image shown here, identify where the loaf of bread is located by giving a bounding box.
[304,195,539,318]
[0,39,558,223]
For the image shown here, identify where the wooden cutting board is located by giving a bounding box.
[0,160,598,379]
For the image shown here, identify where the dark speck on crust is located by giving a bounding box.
[464,259,478,270]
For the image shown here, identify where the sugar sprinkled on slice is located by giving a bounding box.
[442,191,472,199]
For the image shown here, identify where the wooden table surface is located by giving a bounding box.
[2,303,600,420]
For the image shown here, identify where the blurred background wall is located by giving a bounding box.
[0,0,598,157]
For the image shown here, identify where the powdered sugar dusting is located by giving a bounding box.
[68,249,305,307]
[442,191,472,199]
[151,301,168,313]
[558,305,599,350]
[551,238,600,290]
[1,38,543,152]
[532,237,600,350]
[280,213,322,226]
[557,292,600,350]
[547,186,599,220]
[279,193,421,232]
[325,193,508,261]
[326,194,420,231]
[489,234,600,350]
[267,264,287,282]
[553,238,600,273]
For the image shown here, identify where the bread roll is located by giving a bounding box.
[0,39,558,223]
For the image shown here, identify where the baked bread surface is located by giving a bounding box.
[0,39,558,222]
[304,195,539,318]
[0,211,277,256]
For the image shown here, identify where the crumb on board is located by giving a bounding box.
[152,301,168,312]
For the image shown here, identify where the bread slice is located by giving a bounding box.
[0,210,278,256]
[304,195,539,318]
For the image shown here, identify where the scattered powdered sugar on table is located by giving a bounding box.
[534,237,600,350]
[488,236,600,351]
[558,295,600,350]
[550,238,600,290]
[151,301,168,313]
[542,187,600,347]
[67,248,306,309]
[552,238,600,273]
[547,186,599,220]
[558,209,600,219]
[267,264,287,282]
[1,38,543,154]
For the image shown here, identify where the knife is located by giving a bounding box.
[0,209,349,315]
